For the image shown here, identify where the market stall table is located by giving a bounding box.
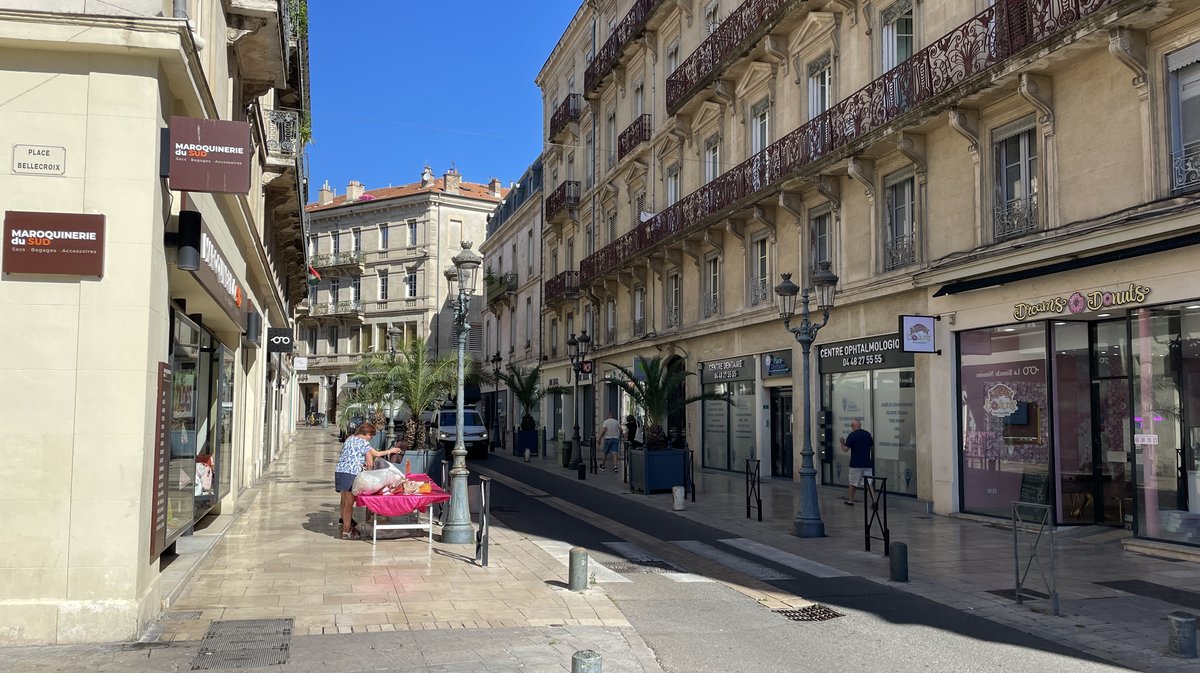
[354,474,450,545]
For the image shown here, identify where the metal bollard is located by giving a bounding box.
[577,462,586,480]
[571,649,602,673]
[568,547,588,592]
[1168,611,1197,658]
[890,541,909,582]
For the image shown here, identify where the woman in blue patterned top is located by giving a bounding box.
[334,422,405,539]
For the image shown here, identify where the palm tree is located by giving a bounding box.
[350,335,455,446]
[496,364,569,431]
[605,355,730,449]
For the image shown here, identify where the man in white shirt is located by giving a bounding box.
[598,412,623,471]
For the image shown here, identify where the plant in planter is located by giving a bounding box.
[350,335,455,447]
[605,356,730,449]
[496,364,568,453]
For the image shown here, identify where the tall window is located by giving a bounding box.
[1168,46,1200,193]
[884,174,916,270]
[606,112,617,168]
[633,192,646,225]
[404,272,417,298]
[666,164,681,206]
[810,210,832,281]
[566,152,575,181]
[704,256,720,318]
[567,238,575,267]
[704,0,720,34]
[524,297,533,347]
[993,120,1039,240]
[750,99,770,154]
[584,305,594,341]
[407,219,418,246]
[308,283,318,307]
[634,81,645,116]
[511,243,518,281]
[508,307,517,352]
[882,1,914,71]
[608,211,617,243]
[308,235,317,256]
[378,271,389,300]
[666,41,679,73]
[704,134,721,183]
[327,326,338,354]
[808,54,832,119]
[306,327,317,353]
[585,223,595,255]
[331,232,340,255]
[551,248,559,276]
[330,278,340,301]
[352,229,361,251]
[550,318,559,357]
[527,232,535,275]
[585,130,595,188]
[606,299,616,344]
[351,277,360,303]
[633,287,646,334]
[379,224,389,250]
[666,273,681,327]
[750,237,769,305]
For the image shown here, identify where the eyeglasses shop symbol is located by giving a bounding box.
[269,336,291,345]
[266,327,294,353]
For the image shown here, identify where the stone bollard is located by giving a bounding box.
[572,649,602,673]
[1168,611,1197,658]
[672,485,686,511]
[524,448,531,462]
[889,542,909,582]
[577,462,587,480]
[568,547,588,592]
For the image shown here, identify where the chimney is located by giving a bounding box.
[489,177,502,198]
[420,165,434,188]
[346,180,364,202]
[443,168,461,195]
[318,179,334,205]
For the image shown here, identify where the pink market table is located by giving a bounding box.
[354,474,450,545]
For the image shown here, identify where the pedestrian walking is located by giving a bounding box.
[598,412,622,471]
[333,422,404,539]
[840,419,874,505]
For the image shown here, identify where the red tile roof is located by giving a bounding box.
[306,178,509,212]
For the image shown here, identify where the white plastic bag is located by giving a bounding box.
[351,459,406,496]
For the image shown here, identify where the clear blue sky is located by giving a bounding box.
[306,1,581,199]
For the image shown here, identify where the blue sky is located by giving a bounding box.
[306,2,581,200]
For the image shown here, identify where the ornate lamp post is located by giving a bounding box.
[774,260,839,538]
[441,241,482,544]
[566,330,591,469]
[385,326,400,447]
[490,351,503,452]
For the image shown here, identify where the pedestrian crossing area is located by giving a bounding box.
[533,537,850,584]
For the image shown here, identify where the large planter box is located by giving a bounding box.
[515,430,539,456]
[628,449,687,494]
[403,448,443,484]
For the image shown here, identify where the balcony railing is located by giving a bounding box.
[1173,141,1200,194]
[665,305,680,328]
[749,277,770,306]
[584,0,668,95]
[580,0,1120,286]
[485,272,518,307]
[311,251,364,269]
[549,93,583,140]
[884,234,916,271]
[618,114,653,163]
[310,300,363,318]
[703,293,720,318]
[633,316,646,336]
[666,0,799,115]
[545,181,581,222]
[544,270,580,305]
[993,194,1039,241]
[266,109,300,159]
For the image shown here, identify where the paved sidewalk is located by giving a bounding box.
[485,445,1200,673]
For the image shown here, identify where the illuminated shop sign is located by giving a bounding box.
[1012,283,1152,321]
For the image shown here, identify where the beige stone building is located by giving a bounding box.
[300,168,505,423]
[0,0,309,643]
[539,0,1200,553]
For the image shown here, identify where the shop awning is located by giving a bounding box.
[933,231,1200,297]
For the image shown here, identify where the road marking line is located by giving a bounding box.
[718,538,851,578]
[672,541,794,580]
[532,540,631,583]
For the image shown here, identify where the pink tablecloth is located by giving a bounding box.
[354,474,450,517]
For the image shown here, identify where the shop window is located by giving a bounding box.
[808,53,832,120]
[993,118,1039,240]
[750,98,770,154]
[825,366,918,496]
[1168,44,1200,194]
[883,173,916,270]
[959,322,1051,518]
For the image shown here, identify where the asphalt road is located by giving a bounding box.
[475,458,1136,673]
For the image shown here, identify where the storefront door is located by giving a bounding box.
[770,387,793,478]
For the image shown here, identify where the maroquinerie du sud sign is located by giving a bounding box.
[1012,283,1151,321]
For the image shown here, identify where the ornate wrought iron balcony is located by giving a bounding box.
[266,109,300,159]
[485,272,518,308]
[545,181,581,223]
[993,195,1039,241]
[310,250,364,271]
[544,270,580,305]
[618,114,653,163]
[633,316,646,336]
[884,234,916,271]
[549,93,583,141]
[665,305,680,328]
[584,0,668,95]
[749,277,771,306]
[1173,142,1200,194]
[580,0,1121,286]
[309,300,363,318]
[665,0,799,115]
[703,294,720,319]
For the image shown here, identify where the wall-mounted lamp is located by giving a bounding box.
[244,310,262,348]
[174,210,202,271]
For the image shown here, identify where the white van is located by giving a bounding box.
[431,407,489,459]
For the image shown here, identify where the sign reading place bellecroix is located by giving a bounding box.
[168,117,252,194]
[3,210,105,277]
[818,333,914,374]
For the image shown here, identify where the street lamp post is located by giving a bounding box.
[566,331,591,469]
[490,351,502,452]
[441,241,482,545]
[385,326,400,447]
[774,261,840,538]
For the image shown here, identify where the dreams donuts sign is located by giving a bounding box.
[1012,283,1152,321]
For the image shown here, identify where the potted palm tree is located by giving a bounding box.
[496,364,568,456]
[606,356,730,493]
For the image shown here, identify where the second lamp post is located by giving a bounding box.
[566,330,591,469]
[440,241,482,545]
[490,351,502,452]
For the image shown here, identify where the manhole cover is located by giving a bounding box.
[161,611,202,621]
[600,559,679,574]
[774,605,844,622]
[190,619,292,670]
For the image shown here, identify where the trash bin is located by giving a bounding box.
[560,439,573,468]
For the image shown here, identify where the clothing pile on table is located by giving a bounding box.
[350,459,432,496]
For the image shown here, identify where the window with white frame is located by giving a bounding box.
[509,305,516,353]
[608,211,617,243]
[882,1,914,72]
[308,235,317,256]
[606,299,616,343]
[750,99,770,154]
[808,53,832,119]
[704,0,720,34]
[634,81,645,117]
[309,283,318,306]
[749,237,769,305]
[352,228,361,251]
[704,256,720,317]
[883,173,916,270]
[1168,44,1200,193]
[992,118,1039,240]
[704,134,721,183]
[585,130,595,188]
[306,327,317,354]
[331,232,340,255]
[351,277,360,303]
[327,326,338,354]
[404,272,417,298]
[378,271,388,300]
[606,112,617,168]
[810,210,832,282]
[407,219,418,246]
[525,297,533,348]
[666,164,681,206]
[527,232,535,275]
[633,287,646,335]
[585,223,595,255]
[584,305,595,342]
[379,224,389,250]
[633,191,646,225]
[666,41,679,73]
[567,75,575,95]
[330,277,340,302]
[550,318,559,357]
[666,273,681,327]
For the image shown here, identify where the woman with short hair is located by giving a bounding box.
[333,422,404,539]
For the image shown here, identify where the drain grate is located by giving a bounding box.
[600,559,680,574]
[190,619,292,670]
[774,605,844,622]
[160,610,202,621]
[987,588,1051,601]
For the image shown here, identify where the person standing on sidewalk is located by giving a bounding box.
[840,419,874,505]
[598,412,623,471]
[333,422,403,539]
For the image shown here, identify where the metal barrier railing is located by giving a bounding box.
[437,459,450,525]
[1012,501,1059,615]
[622,443,631,484]
[746,458,762,521]
[475,476,492,567]
[590,437,599,474]
[863,475,890,556]
[684,449,696,502]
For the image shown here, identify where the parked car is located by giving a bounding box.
[431,407,489,459]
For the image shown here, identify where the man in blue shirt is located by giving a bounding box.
[840,419,874,505]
